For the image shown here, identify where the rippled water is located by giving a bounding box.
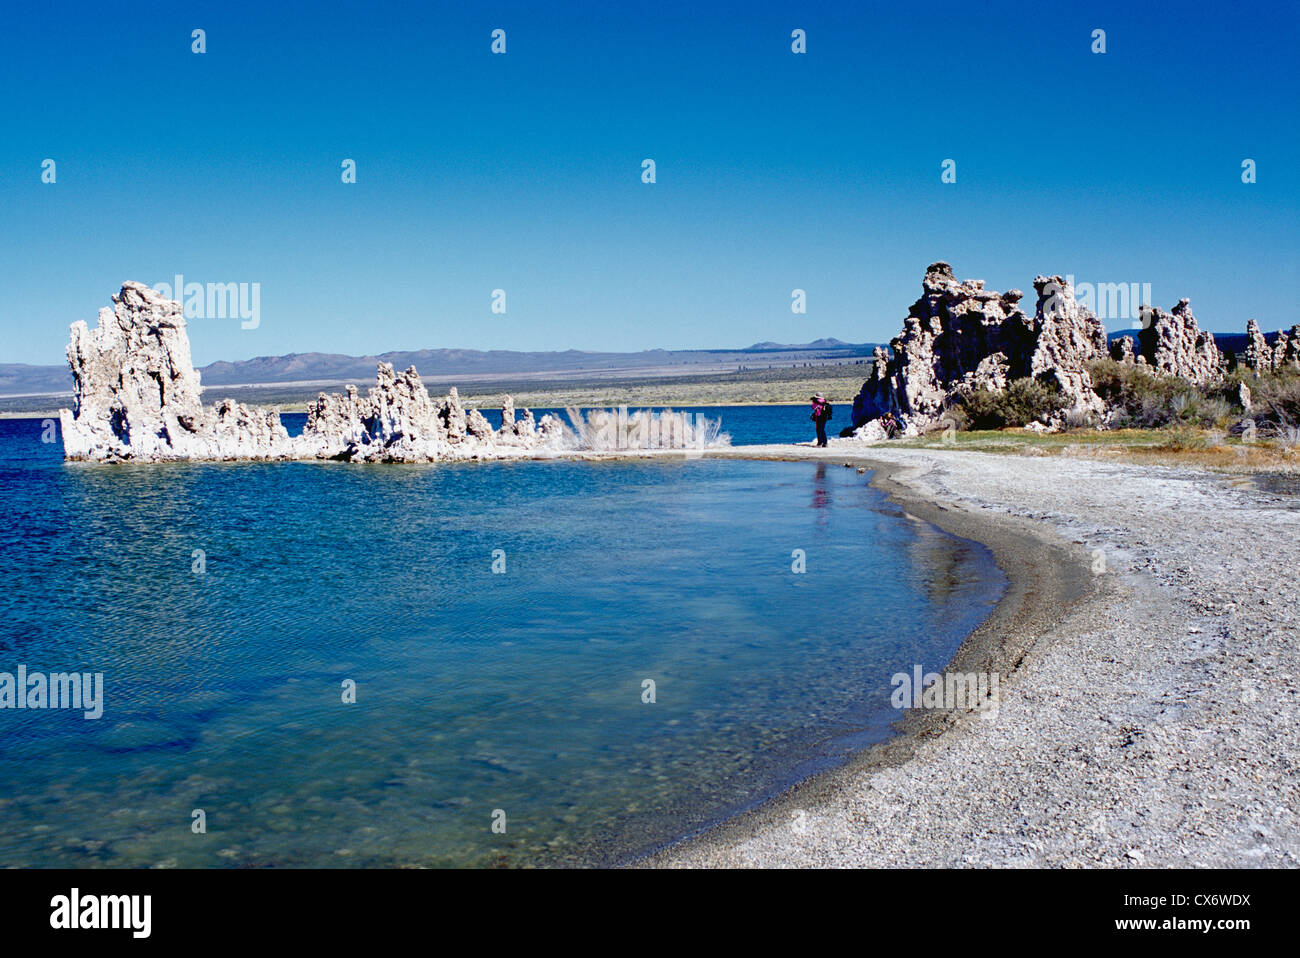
[0,414,1004,867]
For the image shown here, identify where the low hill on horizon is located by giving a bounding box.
[0,338,881,398]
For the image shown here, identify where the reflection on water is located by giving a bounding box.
[812,462,831,525]
[0,418,1005,867]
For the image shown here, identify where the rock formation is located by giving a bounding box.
[1241,319,1273,373]
[1109,335,1138,364]
[60,282,296,461]
[1243,322,1300,374]
[1108,299,1227,384]
[1278,328,1300,371]
[844,262,1300,440]
[60,283,569,462]
[1028,275,1110,418]
[1235,321,1300,375]
[496,397,543,445]
[1134,299,1223,384]
[847,263,1107,432]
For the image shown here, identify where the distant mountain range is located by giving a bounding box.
[0,339,880,398]
[12,327,1281,400]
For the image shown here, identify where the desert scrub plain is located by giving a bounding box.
[255,363,873,413]
[0,362,873,417]
[456,367,868,409]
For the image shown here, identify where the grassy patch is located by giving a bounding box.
[898,425,1300,471]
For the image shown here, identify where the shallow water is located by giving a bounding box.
[0,415,1004,867]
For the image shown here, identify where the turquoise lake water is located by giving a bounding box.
[0,412,1004,867]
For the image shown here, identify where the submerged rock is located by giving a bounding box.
[60,283,569,462]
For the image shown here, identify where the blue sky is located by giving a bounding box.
[2,0,1297,366]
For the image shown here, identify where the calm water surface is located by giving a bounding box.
[278,404,825,445]
[0,412,1004,867]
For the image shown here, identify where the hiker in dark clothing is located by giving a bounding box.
[810,393,832,447]
[881,411,899,439]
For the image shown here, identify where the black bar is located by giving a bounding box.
[0,868,1282,945]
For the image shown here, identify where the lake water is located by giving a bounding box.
[277,403,826,446]
[0,410,1004,867]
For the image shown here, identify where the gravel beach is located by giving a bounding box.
[645,443,1300,868]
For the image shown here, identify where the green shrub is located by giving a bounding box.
[956,377,1069,429]
[935,403,969,432]
[1088,359,1243,428]
[1161,426,1208,452]
[1087,359,1194,427]
[941,361,1300,435]
[1236,368,1300,427]
[1087,359,1300,431]
[1062,407,1098,431]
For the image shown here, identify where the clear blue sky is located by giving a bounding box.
[2,0,1296,366]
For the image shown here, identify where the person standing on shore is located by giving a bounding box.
[810,393,832,447]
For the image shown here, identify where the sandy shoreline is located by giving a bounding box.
[639,442,1300,867]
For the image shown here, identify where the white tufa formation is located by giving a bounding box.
[1238,318,1300,374]
[848,262,1295,438]
[1134,299,1223,385]
[847,263,1108,432]
[59,283,568,462]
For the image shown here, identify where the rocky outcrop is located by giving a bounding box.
[1273,326,1300,372]
[1109,335,1137,364]
[496,397,546,445]
[60,282,295,461]
[1029,275,1109,418]
[1238,322,1300,374]
[60,283,569,462]
[1241,319,1272,373]
[1134,299,1223,384]
[295,372,568,462]
[845,262,1300,439]
[848,264,1106,432]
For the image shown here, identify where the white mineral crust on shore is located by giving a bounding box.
[59,283,568,462]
